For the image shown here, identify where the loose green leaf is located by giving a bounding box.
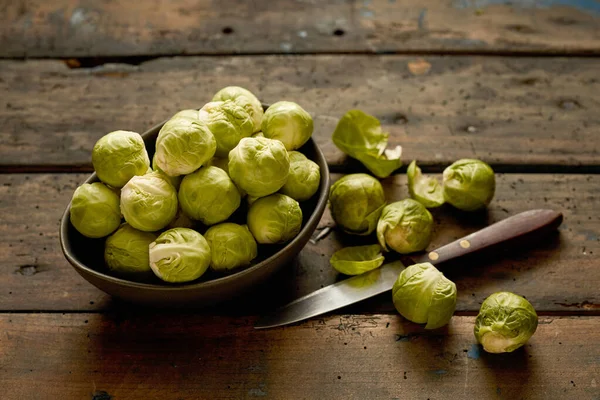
[407,160,444,208]
[332,110,402,178]
[330,244,385,276]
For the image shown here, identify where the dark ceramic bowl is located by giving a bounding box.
[59,108,330,307]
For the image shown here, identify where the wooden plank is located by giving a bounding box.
[1,313,599,399]
[1,56,599,172]
[1,172,598,313]
[1,0,600,57]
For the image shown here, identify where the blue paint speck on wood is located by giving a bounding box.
[467,344,481,359]
[432,369,447,375]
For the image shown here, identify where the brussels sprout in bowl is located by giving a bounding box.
[59,104,330,307]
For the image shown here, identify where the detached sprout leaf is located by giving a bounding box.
[407,160,444,208]
[330,244,385,276]
[332,110,402,178]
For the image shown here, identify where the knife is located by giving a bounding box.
[254,209,563,329]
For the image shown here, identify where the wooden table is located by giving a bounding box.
[1,1,599,399]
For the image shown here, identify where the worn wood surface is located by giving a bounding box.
[2,56,600,172]
[1,313,598,400]
[2,172,597,313]
[2,0,600,58]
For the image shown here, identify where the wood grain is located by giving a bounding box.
[1,313,598,400]
[1,0,600,57]
[1,173,598,313]
[1,56,599,172]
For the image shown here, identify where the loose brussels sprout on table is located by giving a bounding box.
[205,223,258,272]
[178,166,241,226]
[329,173,386,236]
[247,194,303,244]
[228,136,290,198]
[149,228,212,283]
[92,130,150,188]
[280,151,321,201]
[443,159,495,211]
[120,172,178,232]
[104,224,157,280]
[261,101,314,151]
[70,182,122,238]
[474,292,538,353]
[199,100,254,157]
[330,244,385,276]
[377,199,434,254]
[212,86,264,133]
[154,117,216,176]
[392,262,457,329]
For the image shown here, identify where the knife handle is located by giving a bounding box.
[413,209,563,266]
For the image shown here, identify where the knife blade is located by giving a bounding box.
[254,209,563,329]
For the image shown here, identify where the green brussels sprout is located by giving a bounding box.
[178,166,241,225]
[247,194,302,244]
[228,137,290,197]
[199,100,254,157]
[261,101,314,151]
[329,173,386,235]
[204,223,258,271]
[330,244,385,276]
[120,172,178,232]
[104,223,157,280]
[377,199,433,254]
[154,117,216,176]
[166,208,195,230]
[280,151,321,201]
[70,182,121,238]
[206,156,230,175]
[332,110,402,178]
[474,292,538,354]
[172,109,200,120]
[212,86,264,133]
[149,228,211,283]
[252,132,265,138]
[152,153,182,190]
[392,262,457,329]
[407,160,444,208]
[443,159,495,211]
[92,130,150,188]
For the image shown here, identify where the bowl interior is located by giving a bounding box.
[60,114,330,291]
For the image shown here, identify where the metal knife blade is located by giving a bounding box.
[254,209,563,329]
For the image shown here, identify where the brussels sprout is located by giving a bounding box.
[330,244,385,276]
[154,117,216,176]
[199,101,254,157]
[178,166,241,225]
[247,194,302,244]
[407,160,444,208]
[228,137,290,197]
[120,172,178,232]
[92,130,150,188]
[261,101,314,151]
[392,262,457,329]
[212,86,264,133]
[172,109,200,120]
[377,199,433,254]
[104,223,157,280]
[149,228,211,283]
[474,292,538,354]
[204,223,258,271]
[70,182,121,238]
[280,151,320,201]
[166,208,195,230]
[152,153,182,190]
[332,110,402,178]
[206,156,230,175]
[329,174,386,235]
[443,159,495,211]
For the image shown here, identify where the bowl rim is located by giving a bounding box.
[59,115,331,291]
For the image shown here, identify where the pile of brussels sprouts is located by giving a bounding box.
[329,110,538,354]
[70,86,321,284]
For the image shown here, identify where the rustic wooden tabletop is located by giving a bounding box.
[1,1,599,399]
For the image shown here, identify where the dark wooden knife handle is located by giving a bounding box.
[412,209,563,266]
